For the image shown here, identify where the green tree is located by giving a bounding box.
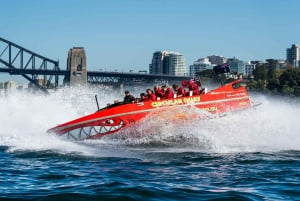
[257,80,267,91]
[294,86,300,96]
[281,84,294,95]
[252,65,267,91]
[253,65,267,81]
[265,59,280,92]
[266,59,278,79]
[247,79,257,91]
[279,68,300,96]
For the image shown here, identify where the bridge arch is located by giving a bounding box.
[0,37,64,93]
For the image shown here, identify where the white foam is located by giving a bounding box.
[0,88,299,156]
[0,86,114,156]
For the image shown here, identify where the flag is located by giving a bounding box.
[213,63,230,74]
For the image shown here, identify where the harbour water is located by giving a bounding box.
[0,86,299,200]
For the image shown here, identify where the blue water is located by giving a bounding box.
[0,88,300,200]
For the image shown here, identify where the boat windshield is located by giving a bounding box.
[97,101,131,111]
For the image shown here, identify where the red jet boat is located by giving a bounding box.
[48,79,257,140]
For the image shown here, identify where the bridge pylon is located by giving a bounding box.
[65,47,87,86]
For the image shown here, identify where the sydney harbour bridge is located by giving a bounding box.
[0,37,191,94]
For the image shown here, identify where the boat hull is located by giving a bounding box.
[47,80,253,140]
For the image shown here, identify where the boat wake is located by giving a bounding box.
[98,106,216,148]
[0,87,300,157]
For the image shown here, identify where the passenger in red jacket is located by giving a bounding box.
[161,85,174,99]
[153,85,164,99]
[172,84,186,97]
[146,89,157,101]
[187,80,200,96]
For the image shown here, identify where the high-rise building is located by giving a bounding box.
[245,62,256,76]
[189,58,213,77]
[150,51,166,74]
[286,44,300,67]
[207,55,227,65]
[168,52,186,76]
[227,57,246,75]
[149,51,187,76]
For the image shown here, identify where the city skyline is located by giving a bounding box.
[1,0,300,83]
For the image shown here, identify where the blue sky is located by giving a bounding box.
[1,0,300,82]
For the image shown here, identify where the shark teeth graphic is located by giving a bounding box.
[66,119,125,140]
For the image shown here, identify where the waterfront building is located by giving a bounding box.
[276,59,287,69]
[150,51,167,74]
[0,82,4,96]
[207,55,227,65]
[250,60,265,65]
[28,76,48,89]
[4,80,17,93]
[286,44,300,67]
[149,51,187,76]
[245,59,286,76]
[245,62,256,77]
[189,58,213,77]
[227,57,246,75]
[36,76,47,87]
[168,52,186,76]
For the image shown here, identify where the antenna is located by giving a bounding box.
[95,95,100,111]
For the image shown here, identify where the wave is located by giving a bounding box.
[0,87,300,156]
